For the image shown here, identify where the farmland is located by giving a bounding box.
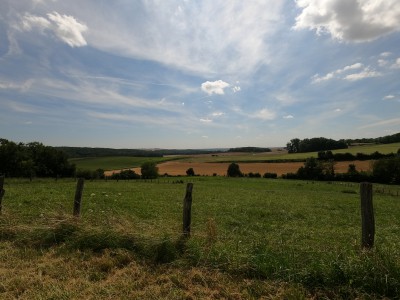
[1,177,399,298]
[72,142,400,176]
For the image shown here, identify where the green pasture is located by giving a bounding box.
[1,177,400,298]
[70,156,172,171]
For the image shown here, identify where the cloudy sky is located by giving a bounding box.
[1,0,399,149]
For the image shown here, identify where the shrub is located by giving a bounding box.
[141,161,159,179]
[263,172,277,179]
[227,163,243,177]
[186,168,195,176]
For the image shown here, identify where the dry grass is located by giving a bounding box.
[0,241,310,299]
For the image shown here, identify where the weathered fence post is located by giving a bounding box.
[0,176,5,214]
[182,183,194,237]
[360,182,375,249]
[73,178,85,217]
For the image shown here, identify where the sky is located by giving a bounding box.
[0,0,399,149]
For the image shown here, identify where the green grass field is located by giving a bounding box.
[1,177,399,298]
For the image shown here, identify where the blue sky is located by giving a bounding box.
[0,0,399,149]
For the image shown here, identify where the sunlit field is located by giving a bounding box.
[1,177,399,298]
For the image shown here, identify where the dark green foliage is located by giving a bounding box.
[247,172,261,178]
[227,147,271,153]
[110,169,140,180]
[372,157,400,184]
[186,167,195,176]
[287,137,348,153]
[345,132,400,145]
[263,172,277,178]
[141,161,159,179]
[56,146,222,158]
[0,138,75,178]
[227,163,242,177]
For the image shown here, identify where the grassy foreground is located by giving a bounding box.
[1,177,400,299]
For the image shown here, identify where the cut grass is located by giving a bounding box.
[1,177,400,298]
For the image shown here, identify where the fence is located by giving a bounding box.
[0,176,385,249]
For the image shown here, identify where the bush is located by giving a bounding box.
[263,172,277,179]
[111,169,140,180]
[227,163,243,177]
[186,168,195,176]
[141,161,159,179]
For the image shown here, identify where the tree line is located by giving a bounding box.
[286,137,348,153]
[0,139,75,178]
[55,146,223,158]
[227,147,271,153]
[286,132,400,154]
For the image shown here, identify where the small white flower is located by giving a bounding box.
[90,193,96,197]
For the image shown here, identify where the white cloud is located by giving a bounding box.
[283,115,294,119]
[212,112,224,117]
[383,95,395,100]
[380,52,392,57]
[253,108,276,120]
[391,58,400,69]
[294,0,400,42]
[20,11,88,47]
[344,68,382,81]
[201,80,230,95]
[232,86,241,93]
[334,108,341,112]
[200,118,212,123]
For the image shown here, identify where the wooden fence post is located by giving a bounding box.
[0,176,5,214]
[360,182,374,249]
[73,178,85,217]
[182,183,194,237]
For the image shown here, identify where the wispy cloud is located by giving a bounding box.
[283,115,294,119]
[358,118,400,129]
[312,63,382,83]
[20,11,88,47]
[253,108,276,121]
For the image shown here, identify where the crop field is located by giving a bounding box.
[70,143,400,176]
[1,177,400,299]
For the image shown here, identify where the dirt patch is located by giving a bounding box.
[106,160,372,177]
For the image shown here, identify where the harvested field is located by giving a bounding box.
[107,160,372,176]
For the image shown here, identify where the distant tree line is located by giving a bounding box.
[317,150,397,161]
[0,138,75,178]
[227,147,271,153]
[286,132,400,154]
[345,132,400,145]
[55,146,224,158]
[286,137,348,153]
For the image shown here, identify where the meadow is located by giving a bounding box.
[1,177,399,299]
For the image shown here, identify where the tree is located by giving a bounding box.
[186,168,195,176]
[227,163,242,177]
[141,161,159,179]
[372,157,400,184]
[286,138,300,153]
